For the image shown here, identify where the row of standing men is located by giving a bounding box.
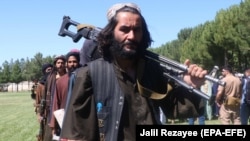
[33,40,100,141]
[33,2,220,141]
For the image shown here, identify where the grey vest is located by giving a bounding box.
[89,58,124,141]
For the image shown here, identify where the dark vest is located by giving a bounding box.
[88,59,124,141]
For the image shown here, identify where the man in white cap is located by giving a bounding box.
[60,3,207,141]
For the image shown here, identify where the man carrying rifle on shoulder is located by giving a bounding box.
[60,3,211,141]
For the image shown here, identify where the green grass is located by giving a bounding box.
[0,92,222,141]
[0,92,39,141]
[164,117,221,125]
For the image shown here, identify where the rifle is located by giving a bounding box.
[36,117,45,141]
[58,16,226,100]
[58,16,101,43]
[36,98,46,141]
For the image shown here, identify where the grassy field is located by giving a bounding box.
[0,92,39,141]
[164,117,221,125]
[0,92,221,141]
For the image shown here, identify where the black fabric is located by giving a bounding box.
[158,86,205,119]
[245,77,250,104]
[66,51,80,62]
[39,72,50,85]
[80,39,101,65]
[42,63,53,75]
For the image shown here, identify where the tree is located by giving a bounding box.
[10,60,23,91]
[0,61,11,83]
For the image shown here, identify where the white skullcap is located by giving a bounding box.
[106,3,141,21]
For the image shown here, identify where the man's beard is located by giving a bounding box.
[110,40,139,60]
[56,67,65,73]
[67,66,78,75]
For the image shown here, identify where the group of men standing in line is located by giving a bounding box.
[33,53,71,140]
[30,2,250,141]
[32,41,99,141]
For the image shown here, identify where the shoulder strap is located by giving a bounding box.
[137,59,169,99]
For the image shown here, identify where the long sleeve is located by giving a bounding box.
[60,67,99,141]
[50,75,69,128]
[35,84,44,114]
[50,81,59,129]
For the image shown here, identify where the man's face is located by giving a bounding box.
[112,11,143,59]
[67,56,79,72]
[55,59,66,73]
[245,71,250,77]
[221,69,229,77]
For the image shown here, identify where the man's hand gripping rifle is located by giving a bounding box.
[58,16,225,100]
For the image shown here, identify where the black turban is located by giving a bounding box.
[42,63,53,75]
[66,49,80,62]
